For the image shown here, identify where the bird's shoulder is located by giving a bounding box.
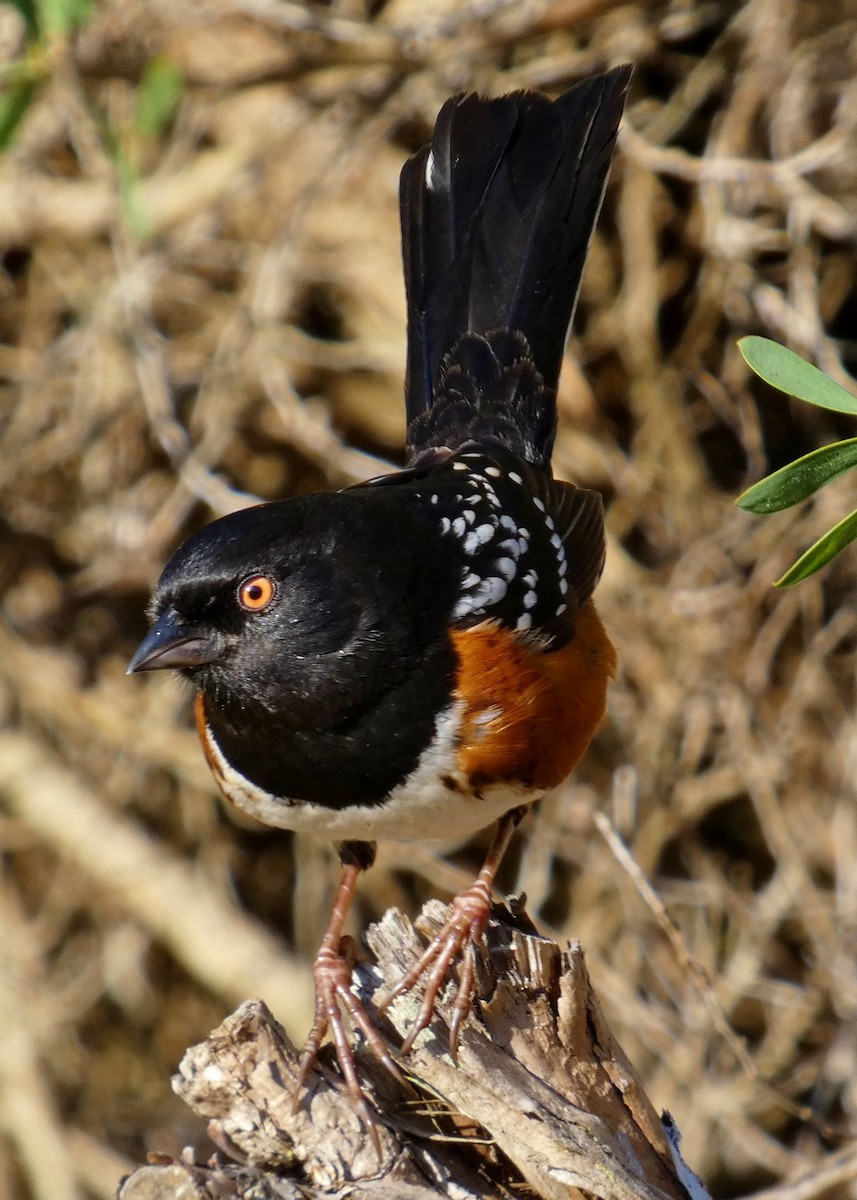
[353,446,606,640]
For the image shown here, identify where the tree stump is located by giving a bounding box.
[118,899,707,1200]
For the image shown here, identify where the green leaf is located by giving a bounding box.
[115,146,151,239]
[35,0,91,37]
[8,0,39,39]
[776,507,857,586]
[0,79,38,150]
[739,336,857,415]
[736,436,857,514]
[134,57,183,139]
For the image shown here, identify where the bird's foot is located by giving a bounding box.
[293,933,407,1158]
[377,807,525,1057]
[377,876,492,1060]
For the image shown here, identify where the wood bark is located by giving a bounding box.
[118,899,705,1200]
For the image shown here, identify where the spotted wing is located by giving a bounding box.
[394,450,605,636]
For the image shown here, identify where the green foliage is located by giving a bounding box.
[736,438,857,515]
[110,57,184,235]
[0,6,183,239]
[0,0,94,152]
[34,0,92,37]
[776,508,857,587]
[737,337,857,586]
[0,77,37,150]
[740,335,857,416]
[7,0,39,39]
[134,57,184,140]
[106,58,184,238]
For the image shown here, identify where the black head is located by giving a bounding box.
[128,490,461,731]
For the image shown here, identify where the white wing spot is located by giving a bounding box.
[508,471,523,484]
[473,577,508,605]
[550,533,562,550]
[533,497,545,512]
[485,466,501,478]
[559,578,568,595]
[523,590,537,609]
[495,557,517,582]
[440,517,451,534]
[452,461,468,471]
[557,603,567,615]
[474,523,495,544]
[462,571,481,588]
[516,612,533,631]
[452,574,508,620]
[452,517,467,537]
[462,509,476,526]
[497,538,520,558]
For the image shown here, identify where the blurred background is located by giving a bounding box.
[3,0,857,1196]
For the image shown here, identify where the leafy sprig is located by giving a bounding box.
[1,3,183,237]
[0,0,93,149]
[737,337,857,586]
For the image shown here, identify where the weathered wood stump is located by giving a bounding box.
[118,899,705,1200]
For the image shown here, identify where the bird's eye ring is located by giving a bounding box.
[237,574,276,612]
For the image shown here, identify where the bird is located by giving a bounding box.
[128,64,629,1139]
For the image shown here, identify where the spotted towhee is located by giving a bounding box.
[129,65,629,1135]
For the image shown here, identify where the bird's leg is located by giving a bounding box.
[293,839,407,1149]
[378,805,525,1059]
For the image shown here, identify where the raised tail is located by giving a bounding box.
[400,65,631,471]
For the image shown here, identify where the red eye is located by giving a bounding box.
[238,574,275,612]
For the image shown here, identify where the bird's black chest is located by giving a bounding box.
[202,628,457,810]
[172,486,467,810]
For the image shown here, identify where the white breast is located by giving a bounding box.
[200,701,544,843]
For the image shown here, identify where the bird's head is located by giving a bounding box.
[128,491,459,728]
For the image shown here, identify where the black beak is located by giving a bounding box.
[127,608,222,674]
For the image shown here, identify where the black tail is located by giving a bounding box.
[400,65,631,471]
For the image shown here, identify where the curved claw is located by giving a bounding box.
[295,809,524,1145]
[379,878,492,1057]
[292,864,408,1161]
[292,941,383,1156]
[378,808,525,1055]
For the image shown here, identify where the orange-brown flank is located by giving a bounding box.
[450,602,617,793]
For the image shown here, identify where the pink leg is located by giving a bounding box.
[378,807,524,1059]
[293,861,407,1155]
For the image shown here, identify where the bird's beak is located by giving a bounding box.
[127,608,223,674]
